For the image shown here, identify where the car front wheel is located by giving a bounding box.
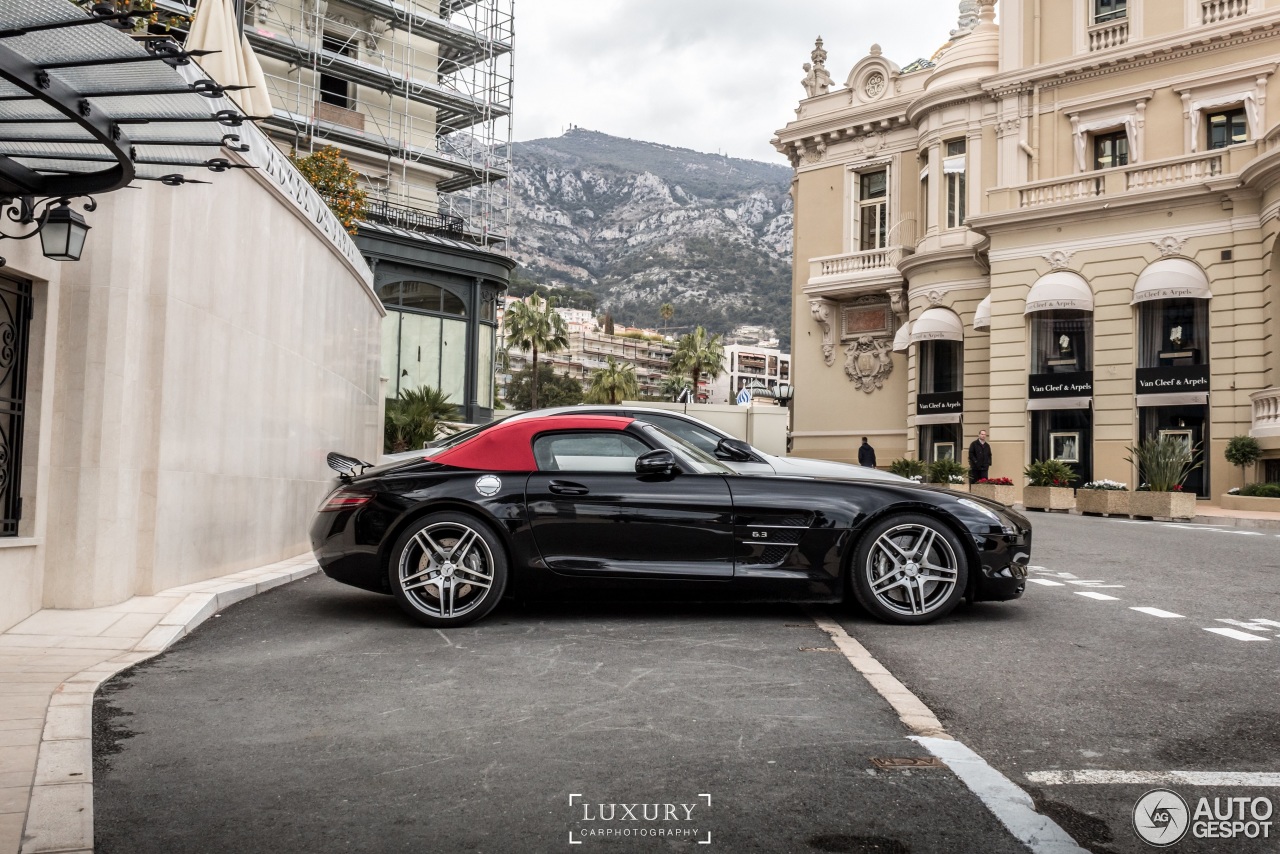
[850,513,968,625]
[388,512,508,628]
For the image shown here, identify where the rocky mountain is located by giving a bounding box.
[506,129,794,349]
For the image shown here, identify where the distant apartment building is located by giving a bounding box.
[776,0,1280,495]
[709,345,792,405]
[506,329,676,402]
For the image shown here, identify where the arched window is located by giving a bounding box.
[379,280,467,317]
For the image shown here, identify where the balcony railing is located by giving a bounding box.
[1018,176,1105,209]
[362,198,465,237]
[1252,388,1280,438]
[1126,153,1223,191]
[1203,0,1248,24]
[1088,19,1129,51]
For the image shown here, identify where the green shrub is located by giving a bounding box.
[1241,482,1280,498]
[1125,435,1202,493]
[1225,435,1262,486]
[888,458,926,479]
[926,458,969,484]
[1024,459,1078,487]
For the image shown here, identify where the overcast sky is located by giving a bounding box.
[515,0,974,164]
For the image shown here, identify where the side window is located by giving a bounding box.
[533,432,651,473]
[632,413,723,455]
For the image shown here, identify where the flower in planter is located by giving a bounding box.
[949,475,966,484]
[977,477,1014,486]
[1081,479,1127,491]
[1228,487,1241,495]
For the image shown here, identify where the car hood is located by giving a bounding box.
[762,454,910,483]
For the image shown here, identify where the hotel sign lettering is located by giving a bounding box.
[1136,365,1210,395]
[916,391,964,415]
[1028,371,1093,399]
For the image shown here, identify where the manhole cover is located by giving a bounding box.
[870,757,945,770]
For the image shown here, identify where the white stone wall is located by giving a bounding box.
[0,165,382,630]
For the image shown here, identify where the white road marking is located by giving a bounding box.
[1215,618,1280,631]
[915,738,1089,854]
[1129,607,1184,619]
[808,613,1088,854]
[1027,578,1065,587]
[1203,627,1271,642]
[1027,770,1280,787]
[1065,580,1125,587]
[1075,592,1120,601]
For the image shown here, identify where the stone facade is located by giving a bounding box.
[775,0,1280,495]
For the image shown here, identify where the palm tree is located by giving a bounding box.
[502,295,569,409]
[658,374,688,402]
[659,302,675,334]
[384,385,459,453]
[670,326,725,401]
[585,357,639,405]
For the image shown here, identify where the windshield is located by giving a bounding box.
[639,423,736,475]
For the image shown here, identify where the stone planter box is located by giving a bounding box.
[1130,490,1197,520]
[1221,493,1280,513]
[970,483,1017,506]
[945,482,970,493]
[1076,489,1130,516]
[1023,486,1075,511]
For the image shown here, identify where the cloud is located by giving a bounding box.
[517,0,966,161]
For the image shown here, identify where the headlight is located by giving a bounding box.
[956,498,1018,535]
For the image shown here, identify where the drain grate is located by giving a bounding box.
[870,757,945,770]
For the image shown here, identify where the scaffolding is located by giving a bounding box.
[158,0,513,244]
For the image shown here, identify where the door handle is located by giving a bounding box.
[548,480,589,496]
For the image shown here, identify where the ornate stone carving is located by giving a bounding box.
[1041,250,1075,270]
[859,132,885,155]
[810,299,836,366]
[1152,236,1189,257]
[303,0,329,33]
[365,18,392,51]
[927,290,943,306]
[800,137,827,164]
[951,0,981,38]
[864,72,886,99]
[888,288,908,322]
[843,335,896,393]
[801,37,834,98]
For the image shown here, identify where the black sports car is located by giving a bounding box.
[311,415,1031,628]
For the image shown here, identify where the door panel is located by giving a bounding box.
[525,473,735,578]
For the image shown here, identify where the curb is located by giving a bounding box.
[19,560,318,854]
[1192,513,1280,531]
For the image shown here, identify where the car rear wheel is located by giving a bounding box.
[850,514,968,625]
[388,512,508,628]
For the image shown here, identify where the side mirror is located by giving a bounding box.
[715,437,754,462]
[635,449,676,475]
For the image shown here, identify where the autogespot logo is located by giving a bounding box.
[1134,789,1190,847]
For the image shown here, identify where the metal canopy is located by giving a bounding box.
[0,0,252,200]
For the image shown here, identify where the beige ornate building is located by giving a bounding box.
[775,0,1280,498]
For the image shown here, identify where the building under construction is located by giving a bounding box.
[157,0,518,423]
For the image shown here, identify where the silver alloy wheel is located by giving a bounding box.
[864,522,960,617]
[396,521,496,619]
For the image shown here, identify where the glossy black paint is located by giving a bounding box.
[309,425,1032,607]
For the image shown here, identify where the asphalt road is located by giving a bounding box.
[92,583,1027,854]
[91,513,1280,853]
[835,513,1280,854]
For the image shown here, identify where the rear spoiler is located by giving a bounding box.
[327,451,372,480]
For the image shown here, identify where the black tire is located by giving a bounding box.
[387,511,508,628]
[849,513,968,625]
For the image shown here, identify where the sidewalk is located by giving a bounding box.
[0,555,317,854]
[1192,502,1280,530]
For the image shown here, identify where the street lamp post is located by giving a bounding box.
[774,383,794,453]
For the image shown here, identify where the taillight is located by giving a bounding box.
[318,487,374,512]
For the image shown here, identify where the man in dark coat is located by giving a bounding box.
[968,429,993,482]
[857,437,877,468]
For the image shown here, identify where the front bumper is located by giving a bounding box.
[971,527,1031,602]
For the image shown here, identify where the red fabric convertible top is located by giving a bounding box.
[431,415,636,472]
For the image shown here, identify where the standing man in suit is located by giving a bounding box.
[968,429,993,483]
[857,437,877,468]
